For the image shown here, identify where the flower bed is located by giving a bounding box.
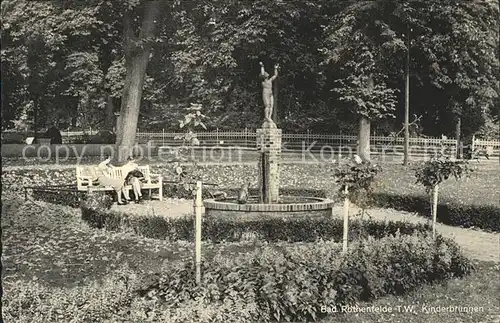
[136,233,473,322]
[3,232,474,323]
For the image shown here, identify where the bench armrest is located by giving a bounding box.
[146,173,162,184]
[77,176,99,188]
[78,175,95,180]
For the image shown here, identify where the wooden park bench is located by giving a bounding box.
[76,165,163,201]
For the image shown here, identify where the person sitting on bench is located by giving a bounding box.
[96,156,131,205]
[121,158,145,203]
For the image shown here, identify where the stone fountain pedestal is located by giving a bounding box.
[203,119,333,220]
[257,122,281,203]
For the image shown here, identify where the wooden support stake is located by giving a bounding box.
[432,184,439,238]
[343,185,349,253]
[194,181,203,285]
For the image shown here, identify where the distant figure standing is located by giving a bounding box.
[45,126,62,144]
[259,62,279,123]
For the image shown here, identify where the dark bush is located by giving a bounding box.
[373,193,500,232]
[139,233,473,322]
[1,132,25,144]
[44,126,62,144]
[88,130,116,144]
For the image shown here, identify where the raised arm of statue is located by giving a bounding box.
[259,61,266,77]
[269,64,279,81]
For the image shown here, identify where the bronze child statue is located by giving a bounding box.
[259,61,279,123]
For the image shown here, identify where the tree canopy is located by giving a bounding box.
[2,0,498,138]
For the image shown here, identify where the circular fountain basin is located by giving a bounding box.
[204,196,334,221]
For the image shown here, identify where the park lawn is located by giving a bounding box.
[275,163,499,208]
[2,162,498,208]
[1,199,187,288]
[371,164,499,208]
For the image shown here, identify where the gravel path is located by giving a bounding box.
[109,198,196,218]
[333,206,500,263]
[111,200,499,263]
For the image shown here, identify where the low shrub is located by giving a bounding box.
[80,192,114,211]
[373,192,500,232]
[2,265,261,323]
[1,234,475,323]
[81,206,430,243]
[3,265,139,323]
[139,233,473,322]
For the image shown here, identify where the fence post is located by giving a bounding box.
[342,185,349,253]
[162,129,165,147]
[471,134,476,152]
[194,181,203,285]
[339,131,343,162]
[216,128,219,145]
[244,127,248,147]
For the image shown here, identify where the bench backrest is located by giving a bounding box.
[76,165,151,182]
[139,166,151,181]
[76,166,98,179]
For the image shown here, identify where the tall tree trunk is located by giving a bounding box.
[33,99,39,140]
[358,74,373,162]
[455,116,461,159]
[403,26,410,165]
[104,92,114,131]
[358,116,371,161]
[115,1,161,161]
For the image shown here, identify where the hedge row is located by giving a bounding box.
[373,193,500,232]
[31,185,326,207]
[31,188,115,208]
[137,233,473,322]
[81,199,430,242]
[31,184,498,232]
